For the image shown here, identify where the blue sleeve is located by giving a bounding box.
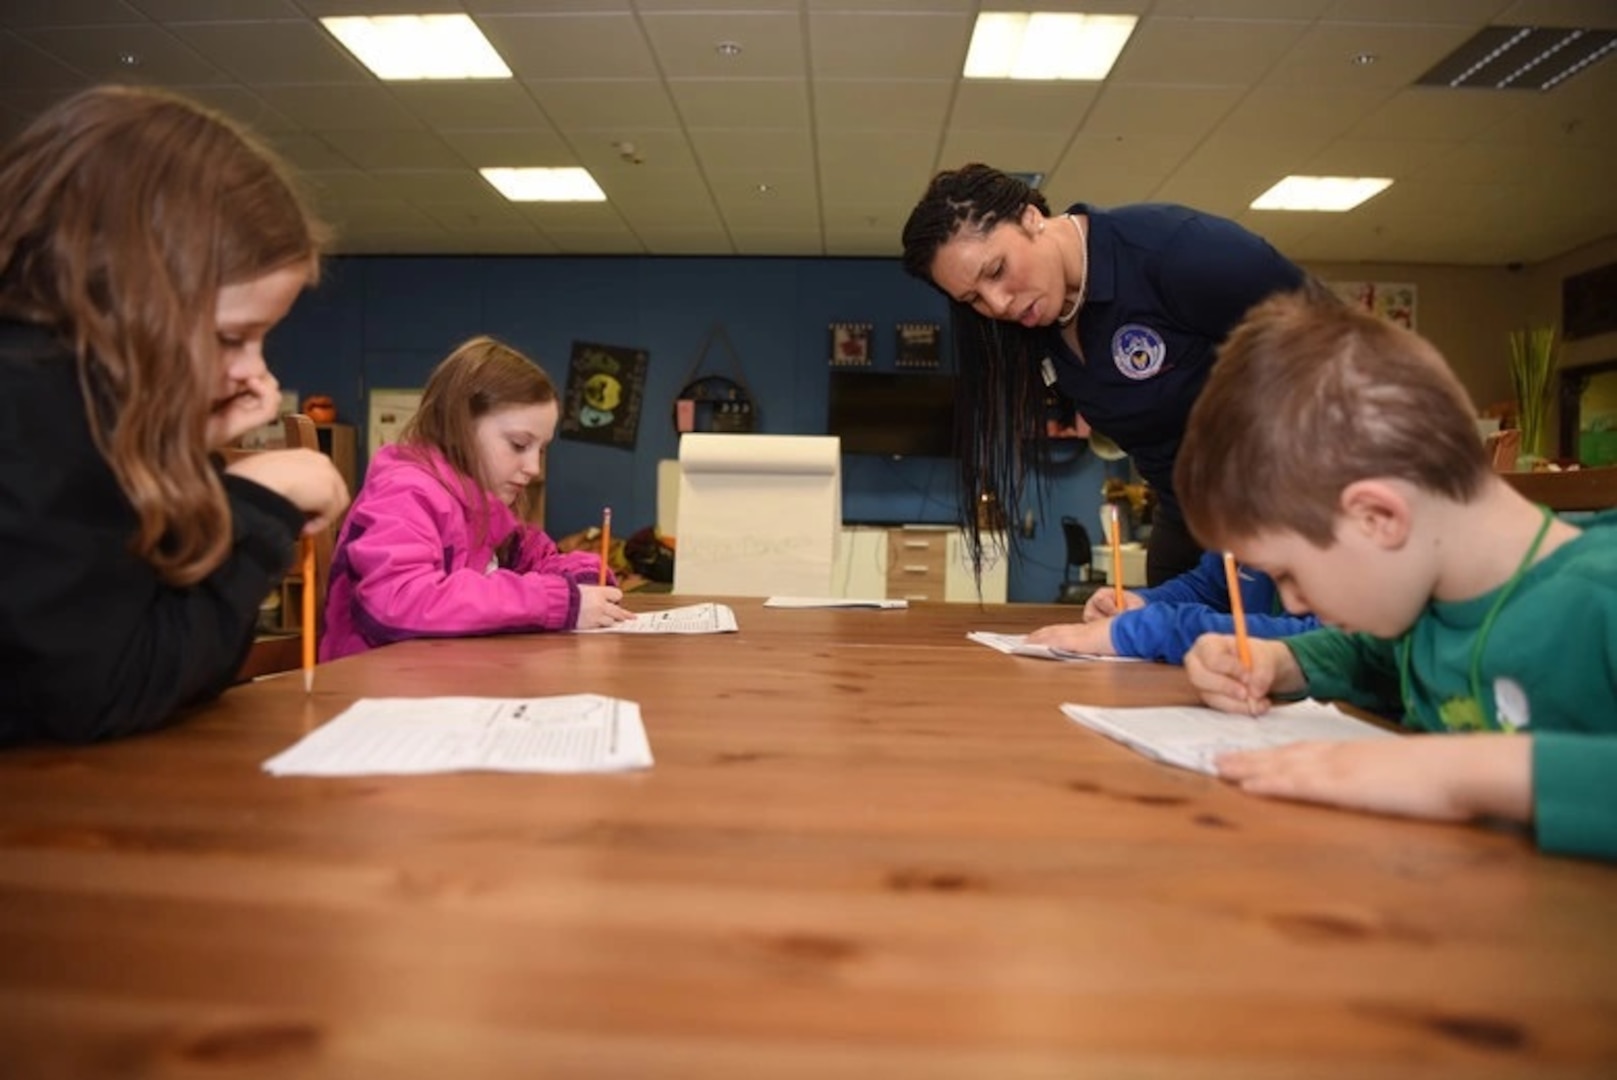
[1110,604,1321,664]
[1155,213,1304,337]
[1138,550,1224,606]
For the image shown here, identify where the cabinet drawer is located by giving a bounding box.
[887,530,948,576]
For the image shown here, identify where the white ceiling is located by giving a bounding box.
[2,0,1614,265]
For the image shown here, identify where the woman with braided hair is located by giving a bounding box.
[901,163,1303,586]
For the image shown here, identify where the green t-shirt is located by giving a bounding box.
[1287,509,1617,861]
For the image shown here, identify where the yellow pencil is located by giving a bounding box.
[301,535,316,694]
[598,507,612,587]
[1223,550,1253,671]
[1108,503,1124,611]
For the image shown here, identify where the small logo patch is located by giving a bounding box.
[1112,324,1166,381]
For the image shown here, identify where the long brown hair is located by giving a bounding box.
[901,163,1052,574]
[1176,285,1489,549]
[0,85,326,585]
[400,336,558,541]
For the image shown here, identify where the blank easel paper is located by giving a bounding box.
[1059,699,1393,776]
[263,694,652,777]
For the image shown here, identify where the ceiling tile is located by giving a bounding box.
[256,83,422,132]
[639,12,804,78]
[439,129,576,168]
[1263,22,1479,89]
[481,14,657,79]
[327,129,464,170]
[388,83,552,130]
[1347,85,1532,142]
[817,130,939,204]
[1110,17,1309,86]
[169,20,369,84]
[1215,85,1393,142]
[950,82,1100,133]
[668,79,809,128]
[810,12,970,79]
[19,24,226,84]
[0,1,146,29]
[1084,84,1245,138]
[688,128,814,173]
[526,80,679,129]
[131,0,301,18]
[813,79,951,132]
[0,34,92,93]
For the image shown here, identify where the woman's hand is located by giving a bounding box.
[1026,618,1116,656]
[224,448,351,534]
[1216,735,1532,825]
[1083,588,1144,621]
[207,370,282,448]
[577,586,634,629]
[1184,634,1304,714]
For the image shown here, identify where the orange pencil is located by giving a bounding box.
[598,507,612,586]
[301,535,316,693]
[1107,503,1124,611]
[1223,550,1253,671]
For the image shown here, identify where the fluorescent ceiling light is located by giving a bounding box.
[480,167,606,203]
[321,14,510,80]
[964,13,1137,80]
[1251,176,1392,212]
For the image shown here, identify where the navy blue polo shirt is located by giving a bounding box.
[1049,202,1303,520]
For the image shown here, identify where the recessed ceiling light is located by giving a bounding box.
[321,14,511,80]
[964,12,1137,80]
[1351,52,1378,66]
[480,167,606,203]
[715,41,742,58]
[117,51,140,66]
[1251,176,1392,212]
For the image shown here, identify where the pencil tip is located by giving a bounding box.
[304,670,314,694]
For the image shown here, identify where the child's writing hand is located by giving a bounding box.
[1184,635,1302,714]
[577,585,633,629]
[1215,735,1532,825]
[1026,618,1115,656]
[1082,588,1144,621]
[225,448,350,534]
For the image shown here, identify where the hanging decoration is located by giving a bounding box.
[558,340,649,448]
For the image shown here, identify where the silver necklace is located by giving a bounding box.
[1055,213,1088,327]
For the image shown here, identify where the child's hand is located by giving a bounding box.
[207,371,283,448]
[224,449,350,534]
[1184,635,1302,713]
[576,585,633,629]
[1026,618,1115,656]
[1216,735,1532,825]
[1082,588,1144,621]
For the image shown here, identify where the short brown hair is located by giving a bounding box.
[1176,286,1489,549]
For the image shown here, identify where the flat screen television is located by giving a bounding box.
[827,370,956,457]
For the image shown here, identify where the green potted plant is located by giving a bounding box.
[1509,324,1558,468]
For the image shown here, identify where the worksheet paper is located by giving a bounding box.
[967,630,1141,662]
[1059,698,1394,776]
[581,602,739,634]
[262,694,653,777]
[764,596,908,609]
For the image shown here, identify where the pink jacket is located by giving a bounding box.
[320,444,609,661]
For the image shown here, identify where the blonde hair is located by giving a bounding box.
[400,336,558,533]
[1177,286,1489,549]
[0,85,327,585]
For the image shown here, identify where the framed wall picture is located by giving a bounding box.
[829,322,872,367]
[367,388,423,459]
[558,340,650,449]
[1329,280,1417,330]
[896,322,941,369]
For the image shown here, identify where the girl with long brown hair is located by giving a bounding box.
[0,85,349,743]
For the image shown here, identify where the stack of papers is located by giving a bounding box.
[967,630,1139,663]
[582,602,738,634]
[1060,698,1393,776]
[263,694,653,777]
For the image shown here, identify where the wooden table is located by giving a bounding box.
[2,600,1614,1078]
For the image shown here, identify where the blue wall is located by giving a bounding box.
[268,254,1116,603]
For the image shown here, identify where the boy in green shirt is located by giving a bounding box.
[1175,285,1617,861]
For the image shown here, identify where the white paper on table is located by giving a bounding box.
[1059,698,1394,776]
[581,601,739,634]
[966,630,1140,663]
[764,596,908,609]
[263,694,653,777]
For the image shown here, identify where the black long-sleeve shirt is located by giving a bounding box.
[0,320,304,744]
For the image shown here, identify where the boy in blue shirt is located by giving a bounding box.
[1027,549,1318,662]
[1177,286,1617,862]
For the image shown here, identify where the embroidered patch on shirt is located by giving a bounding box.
[1112,324,1166,381]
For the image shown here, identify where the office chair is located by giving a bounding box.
[1056,515,1102,604]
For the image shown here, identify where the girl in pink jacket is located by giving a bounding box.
[321,337,631,660]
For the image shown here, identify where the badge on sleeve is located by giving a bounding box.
[1112,325,1166,381]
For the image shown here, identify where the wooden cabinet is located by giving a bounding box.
[833,525,1008,603]
[269,422,356,634]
